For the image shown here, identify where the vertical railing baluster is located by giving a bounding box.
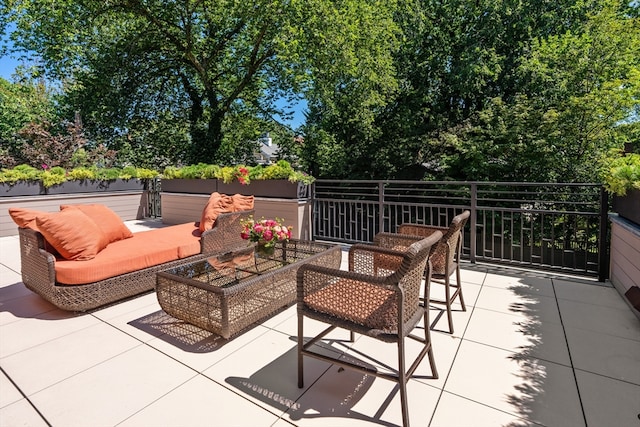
[470,183,477,263]
[598,187,610,282]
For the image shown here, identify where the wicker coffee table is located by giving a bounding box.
[156,240,342,339]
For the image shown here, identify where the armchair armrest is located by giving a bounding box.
[18,227,57,294]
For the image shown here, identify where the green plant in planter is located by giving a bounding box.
[600,150,640,196]
[163,163,220,179]
[0,164,159,188]
[130,167,160,179]
[161,160,315,184]
[40,167,67,187]
[261,160,294,180]
[66,167,96,180]
[0,164,41,183]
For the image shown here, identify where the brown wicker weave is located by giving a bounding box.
[18,210,255,312]
[385,210,471,334]
[157,240,342,339]
[297,232,442,427]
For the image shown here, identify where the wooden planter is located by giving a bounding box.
[45,179,146,195]
[609,214,640,320]
[0,190,149,238]
[217,180,309,199]
[0,182,42,197]
[161,178,309,199]
[160,179,217,194]
[1,179,146,197]
[613,189,640,226]
[161,193,312,240]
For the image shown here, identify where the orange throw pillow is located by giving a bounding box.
[232,194,254,212]
[199,192,234,232]
[8,207,61,256]
[60,204,133,243]
[36,209,109,260]
[8,208,48,230]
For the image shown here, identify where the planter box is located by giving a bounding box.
[613,189,640,226]
[0,191,149,238]
[0,182,42,197]
[161,179,217,194]
[609,214,640,320]
[161,178,310,199]
[46,179,145,195]
[161,193,312,240]
[218,180,309,199]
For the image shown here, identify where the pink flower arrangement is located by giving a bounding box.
[240,216,292,248]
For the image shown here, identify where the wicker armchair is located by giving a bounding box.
[382,210,470,334]
[296,232,442,427]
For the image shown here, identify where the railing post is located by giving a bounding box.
[311,182,316,241]
[378,181,385,234]
[598,186,610,282]
[470,182,477,263]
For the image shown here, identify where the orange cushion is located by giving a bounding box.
[60,204,133,243]
[8,207,61,255]
[36,209,110,260]
[54,223,202,284]
[8,207,48,230]
[232,194,254,212]
[304,279,398,330]
[199,192,234,232]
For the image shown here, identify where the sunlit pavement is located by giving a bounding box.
[1,219,639,427]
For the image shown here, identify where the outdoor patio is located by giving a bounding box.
[1,218,639,427]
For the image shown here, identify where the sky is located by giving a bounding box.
[0,55,22,80]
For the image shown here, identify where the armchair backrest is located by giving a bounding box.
[397,210,470,275]
[393,231,442,324]
[437,210,470,270]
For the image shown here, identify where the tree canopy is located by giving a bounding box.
[1,0,638,182]
[1,0,399,167]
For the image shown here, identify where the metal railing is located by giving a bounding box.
[312,180,609,280]
[146,179,609,279]
[147,178,162,218]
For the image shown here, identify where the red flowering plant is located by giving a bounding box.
[240,216,292,249]
[233,166,250,185]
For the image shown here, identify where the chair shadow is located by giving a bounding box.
[226,337,402,427]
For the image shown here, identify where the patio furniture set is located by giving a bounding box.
[10,195,470,427]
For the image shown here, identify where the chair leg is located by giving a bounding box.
[298,313,304,388]
[397,338,410,427]
[423,311,439,379]
[444,275,454,334]
[456,265,467,312]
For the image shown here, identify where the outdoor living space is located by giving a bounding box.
[1,218,639,427]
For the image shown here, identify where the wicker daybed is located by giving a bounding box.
[16,208,254,311]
